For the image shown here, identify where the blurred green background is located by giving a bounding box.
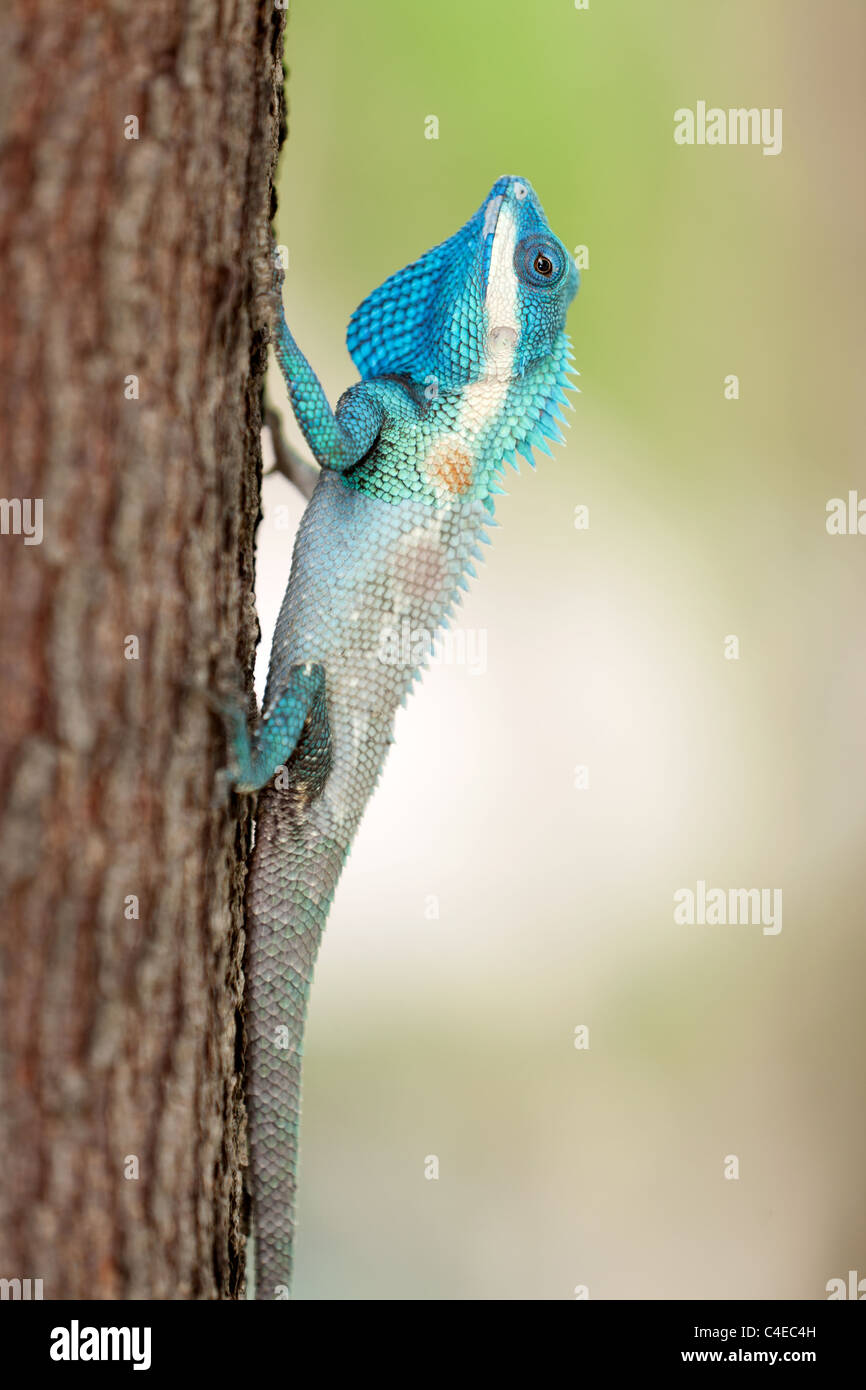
[256,0,866,1298]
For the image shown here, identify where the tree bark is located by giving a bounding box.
[0,0,285,1299]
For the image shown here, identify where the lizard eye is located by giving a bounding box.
[515,235,568,289]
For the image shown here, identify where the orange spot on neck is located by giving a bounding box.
[427,440,473,496]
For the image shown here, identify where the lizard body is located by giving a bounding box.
[233,176,579,1297]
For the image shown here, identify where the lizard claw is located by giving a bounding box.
[186,674,260,798]
[271,241,286,294]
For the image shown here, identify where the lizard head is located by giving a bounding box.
[471,175,579,385]
[347,176,579,393]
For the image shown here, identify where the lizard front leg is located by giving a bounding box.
[269,255,384,471]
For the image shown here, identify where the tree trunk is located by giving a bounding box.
[0,0,285,1299]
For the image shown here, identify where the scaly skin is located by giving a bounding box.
[232,176,580,1297]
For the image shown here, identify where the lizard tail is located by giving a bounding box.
[244,780,344,1299]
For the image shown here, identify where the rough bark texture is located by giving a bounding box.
[0,0,285,1299]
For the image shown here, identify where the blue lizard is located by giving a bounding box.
[232,176,579,1297]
